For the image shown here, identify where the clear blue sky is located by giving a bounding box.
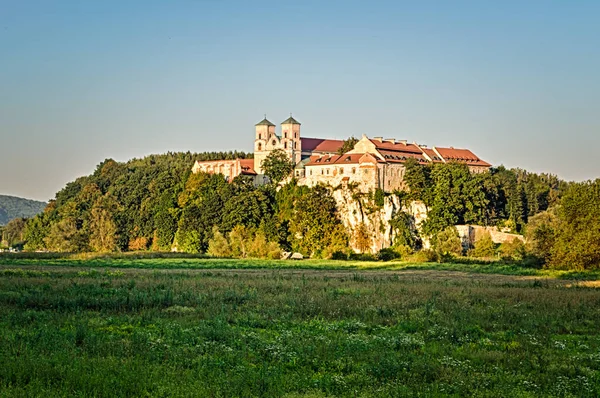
[1,0,599,201]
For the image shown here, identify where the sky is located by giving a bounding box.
[1,0,599,202]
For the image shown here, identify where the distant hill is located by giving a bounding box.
[0,195,47,225]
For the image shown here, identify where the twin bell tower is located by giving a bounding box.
[253,115,302,174]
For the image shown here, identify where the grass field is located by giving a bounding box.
[1,257,599,396]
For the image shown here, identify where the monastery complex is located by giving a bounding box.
[192,116,491,192]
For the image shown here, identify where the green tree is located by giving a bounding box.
[261,149,294,184]
[44,218,78,252]
[207,226,232,257]
[547,180,600,270]
[2,217,27,247]
[290,185,347,257]
[336,136,359,155]
[432,227,463,259]
[89,195,119,252]
[468,232,496,258]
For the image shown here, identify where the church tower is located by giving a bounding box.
[254,116,276,174]
[281,114,302,164]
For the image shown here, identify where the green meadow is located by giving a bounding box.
[1,256,599,396]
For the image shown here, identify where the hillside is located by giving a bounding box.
[0,195,47,225]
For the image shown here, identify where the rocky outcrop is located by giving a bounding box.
[331,188,427,253]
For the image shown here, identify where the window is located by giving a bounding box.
[257,143,262,151]
[340,168,344,174]
[326,169,330,175]
[321,169,324,175]
[272,140,276,146]
[310,170,312,175]
[352,168,356,174]
[284,142,287,149]
[294,132,297,139]
[284,132,287,138]
[258,134,262,140]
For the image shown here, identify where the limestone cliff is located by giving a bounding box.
[331,188,428,253]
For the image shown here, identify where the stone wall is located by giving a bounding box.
[455,225,525,249]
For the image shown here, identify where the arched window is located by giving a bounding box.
[284,142,287,149]
[284,132,287,138]
[272,140,276,146]
[352,168,356,174]
[258,134,261,140]
[258,143,262,151]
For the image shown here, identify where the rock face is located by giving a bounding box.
[331,186,527,254]
[331,188,427,253]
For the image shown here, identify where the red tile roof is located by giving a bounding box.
[238,158,257,175]
[434,147,491,167]
[412,145,444,163]
[377,149,429,164]
[305,153,377,166]
[301,137,344,153]
[370,139,422,154]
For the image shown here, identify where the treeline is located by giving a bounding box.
[401,159,600,270]
[402,159,566,235]
[18,152,347,258]
[7,152,600,270]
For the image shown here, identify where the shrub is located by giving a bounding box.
[468,232,496,258]
[498,237,526,261]
[377,247,400,261]
[349,252,377,261]
[432,227,462,260]
[128,237,149,251]
[207,226,232,258]
[407,249,437,263]
[330,251,349,260]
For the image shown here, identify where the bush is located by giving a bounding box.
[432,227,462,260]
[498,237,526,261]
[207,227,232,258]
[349,252,377,261]
[468,232,496,258]
[377,247,400,261]
[406,249,437,263]
[330,251,349,260]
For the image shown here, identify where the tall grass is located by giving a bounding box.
[0,266,599,396]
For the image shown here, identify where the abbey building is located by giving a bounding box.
[192,115,491,192]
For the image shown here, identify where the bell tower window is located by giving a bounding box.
[258,143,262,151]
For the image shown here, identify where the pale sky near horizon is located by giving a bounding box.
[1,0,599,202]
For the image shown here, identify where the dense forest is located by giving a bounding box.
[0,195,46,226]
[3,150,599,270]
